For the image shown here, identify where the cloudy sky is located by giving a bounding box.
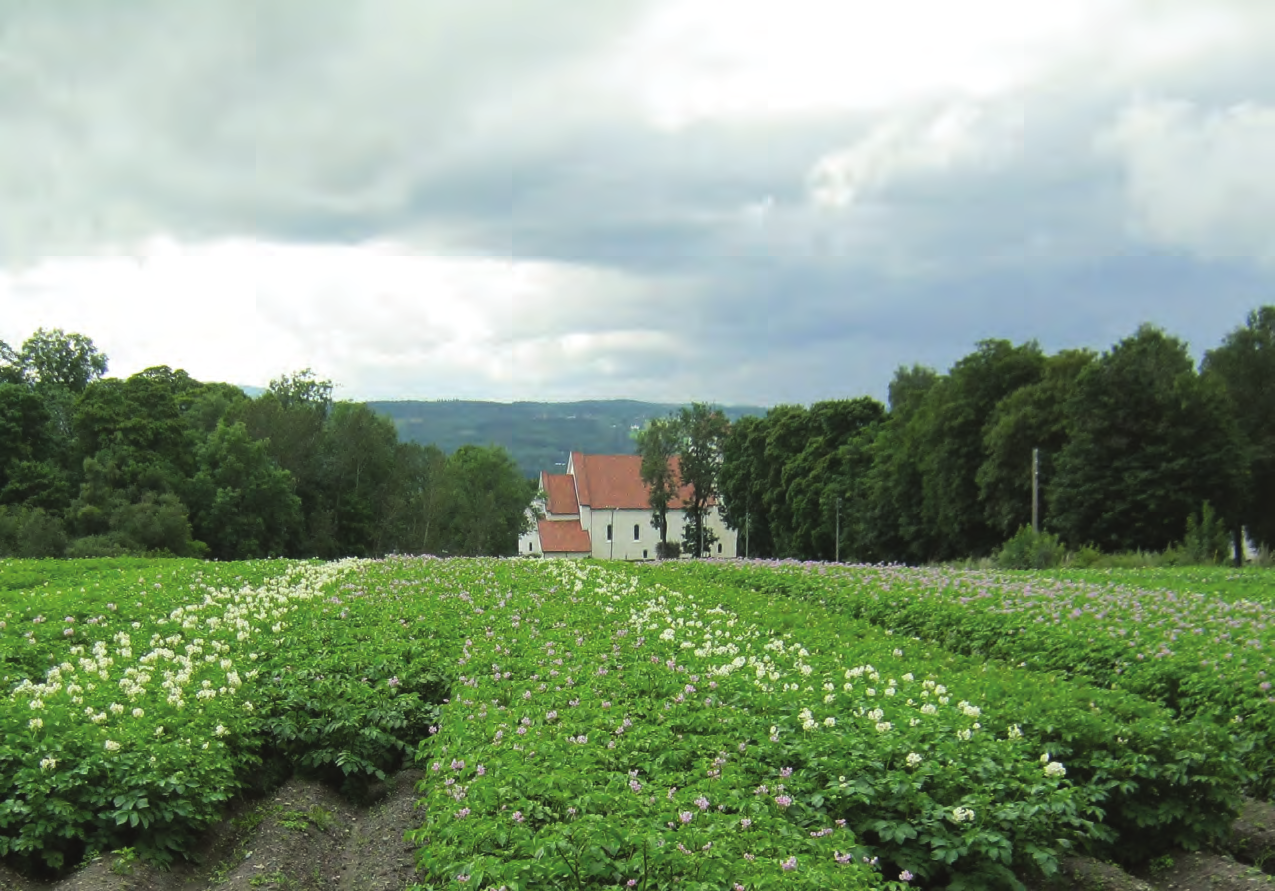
[1,0,1272,405]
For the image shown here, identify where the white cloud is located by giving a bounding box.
[0,0,649,264]
[0,238,688,399]
[620,0,1125,128]
[807,102,1022,209]
[2,1,1275,404]
[1103,100,1275,265]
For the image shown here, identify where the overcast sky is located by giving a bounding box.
[1,0,1272,405]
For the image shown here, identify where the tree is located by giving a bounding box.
[913,340,1046,560]
[269,368,333,416]
[635,417,681,555]
[18,328,108,393]
[0,383,53,475]
[0,340,23,385]
[1203,306,1275,555]
[436,445,535,556]
[1050,325,1246,552]
[887,364,939,422]
[377,442,449,554]
[71,368,198,499]
[719,414,772,557]
[317,402,400,556]
[783,399,886,561]
[676,403,730,558]
[761,405,816,558]
[186,421,302,559]
[234,374,333,554]
[977,349,1095,541]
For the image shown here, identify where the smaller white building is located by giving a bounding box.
[519,451,736,560]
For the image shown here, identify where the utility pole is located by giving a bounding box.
[745,509,750,560]
[835,496,842,563]
[699,509,704,558]
[1031,448,1039,534]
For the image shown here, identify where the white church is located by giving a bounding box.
[518,451,737,560]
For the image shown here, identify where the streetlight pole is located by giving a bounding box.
[1031,448,1039,534]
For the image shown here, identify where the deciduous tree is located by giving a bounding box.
[1203,306,1275,555]
[1050,325,1245,552]
[677,403,730,557]
[635,417,680,555]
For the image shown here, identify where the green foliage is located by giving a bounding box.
[267,369,333,416]
[713,308,1274,567]
[977,350,1094,540]
[719,414,772,557]
[1178,502,1231,566]
[186,421,302,559]
[676,403,731,558]
[636,417,680,548]
[995,526,1066,570]
[679,562,1250,859]
[0,506,68,558]
[0,333,538,560]
[718,560,1275,795]
[1204,306,1275,552]
[109,847,137,876]
[912,340,1047,561]
[434,444,535,557]
[1050,325,1246,553]
[5,555,1272,885]
[15,328,108,394]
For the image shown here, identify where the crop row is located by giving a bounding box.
[0,556,1255,889]
[0,557,452,870]
[398,558,1242,889]
[672,560,1275,793]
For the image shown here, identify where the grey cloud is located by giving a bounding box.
[3,0,1275,405]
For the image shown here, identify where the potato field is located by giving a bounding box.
[2,556,1273,890]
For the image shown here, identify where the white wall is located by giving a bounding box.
[517,510,542,556]
[588,508,655,560]
[587,506,737,560]
[665,505,737,558]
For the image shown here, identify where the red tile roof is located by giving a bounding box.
[541,472,580,516]
[538,518,592,553]
[569,452,704,510]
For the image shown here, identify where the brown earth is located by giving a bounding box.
[4,790,1275,891]
[0,771,425,891]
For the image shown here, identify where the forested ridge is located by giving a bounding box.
[0,331,534,560]
[717,308,1275,565]
[369,399,764,479]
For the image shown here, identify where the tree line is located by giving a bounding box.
[0,330,535,560]
[643,308,1275,565]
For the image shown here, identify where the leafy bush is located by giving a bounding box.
[1067,544,1103,568]
[64,534,130,558]
[656,541,681,559]
[0,506,67,558]
[1179,502,1231,565]
[995,525,1065,569]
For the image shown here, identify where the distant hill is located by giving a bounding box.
[365,399,767,478]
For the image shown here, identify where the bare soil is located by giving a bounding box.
[0,771,425,891]
[5,789,1275,891]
